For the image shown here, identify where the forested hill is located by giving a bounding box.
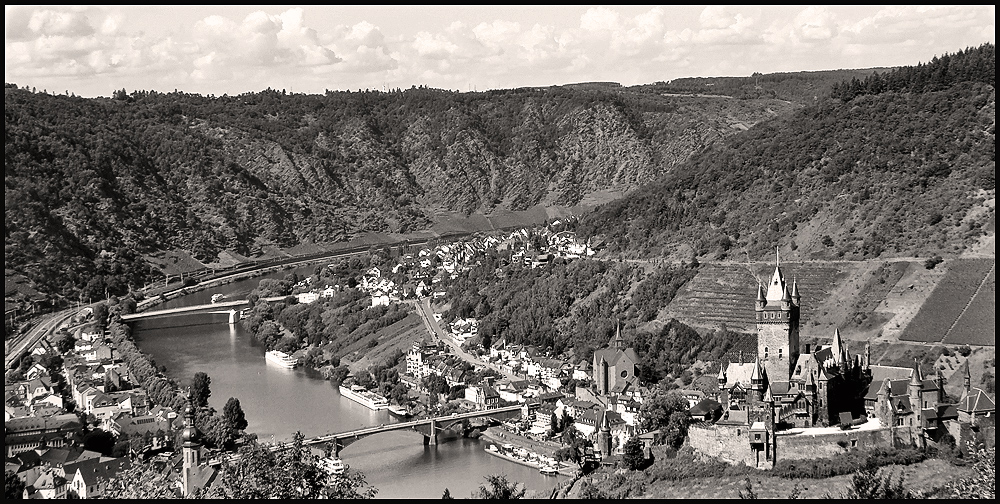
[6,75,811,300]
[578,43,996,262]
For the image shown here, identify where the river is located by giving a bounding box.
[132,264,566,498]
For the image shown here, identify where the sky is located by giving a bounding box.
[4,5,995,98]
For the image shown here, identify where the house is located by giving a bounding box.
[23,467,67,499]
[370,291,390,308]
[69,458,128,499]
[25,362,49,380]
[296,292,319,304]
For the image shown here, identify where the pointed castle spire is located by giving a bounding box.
[910,358,923,386]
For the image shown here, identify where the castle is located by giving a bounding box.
[716,252,873,431]
[689,252,993,469]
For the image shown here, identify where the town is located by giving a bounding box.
[6,220,994,497]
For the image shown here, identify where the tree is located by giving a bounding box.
[840,463,919,499]
[621,436,646,470]
[82,429,116,456]
[191,372,212,408]
[442,488,454,499]
[476,474,525,499]
[638,388,688,432]
[54,333,76,354]
[947,445,995,499]
[206,432,377,499]
[5,470,25,499]
[104,460,179,499]
[223,397,249,433]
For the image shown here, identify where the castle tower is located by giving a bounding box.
[755,248,800,379]
[597,407,613,458]
[908,359,924,447]
[181,394,201,496]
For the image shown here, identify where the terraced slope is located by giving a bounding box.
[660,262,851,333]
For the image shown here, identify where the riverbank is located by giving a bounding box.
[479,426,579,477]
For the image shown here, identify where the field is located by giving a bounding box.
[900,258,995,346]
[943,264,995,346]
[342,312,427,373]
[661,262,852,334]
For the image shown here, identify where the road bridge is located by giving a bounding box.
[219,405,523,463]
[119,296,288,323]
[312,405,523,456]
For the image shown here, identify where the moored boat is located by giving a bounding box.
[265,350,299,368]
[339,384,389,410]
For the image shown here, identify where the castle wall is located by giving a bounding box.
[774,426,912,461]
[689,423,762,467]
[691,424,921,468]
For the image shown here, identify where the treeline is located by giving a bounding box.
[832,43,994,101]
[442,252,710,373]
[578,46,995,261]
[6,76,794,303]
[102,299,243,449]
[632,319,755,385]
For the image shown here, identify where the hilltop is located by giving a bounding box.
[5,67,870,303]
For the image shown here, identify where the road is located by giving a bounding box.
[407,298,521,382]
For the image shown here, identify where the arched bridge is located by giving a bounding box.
[306,405,523,456]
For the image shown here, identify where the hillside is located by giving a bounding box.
[578,43,995,263]
[5,80,810,302]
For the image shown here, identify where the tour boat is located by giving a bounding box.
[539,465,559,476]
[338,384,389,410]
[387,404,413,419]
[264,350,299,369]
[211,293,225,303]
[318,457,346,475]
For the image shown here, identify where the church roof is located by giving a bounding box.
[593,347,637,367]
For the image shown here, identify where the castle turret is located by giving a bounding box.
[597,406,613,458]
[790,277,801,307]
[750,357,768,403]
[755,283,767,310]
[717,363,727,391]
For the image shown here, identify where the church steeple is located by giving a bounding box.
[610,320,625,350]
[181,391,202,496]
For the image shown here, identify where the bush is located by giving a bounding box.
[924,255,944,269]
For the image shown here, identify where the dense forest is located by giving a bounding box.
[578,43,995,261]
[5,77,801,302]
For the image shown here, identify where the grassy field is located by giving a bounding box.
[900,258,994,345]
[570,458,971,499]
